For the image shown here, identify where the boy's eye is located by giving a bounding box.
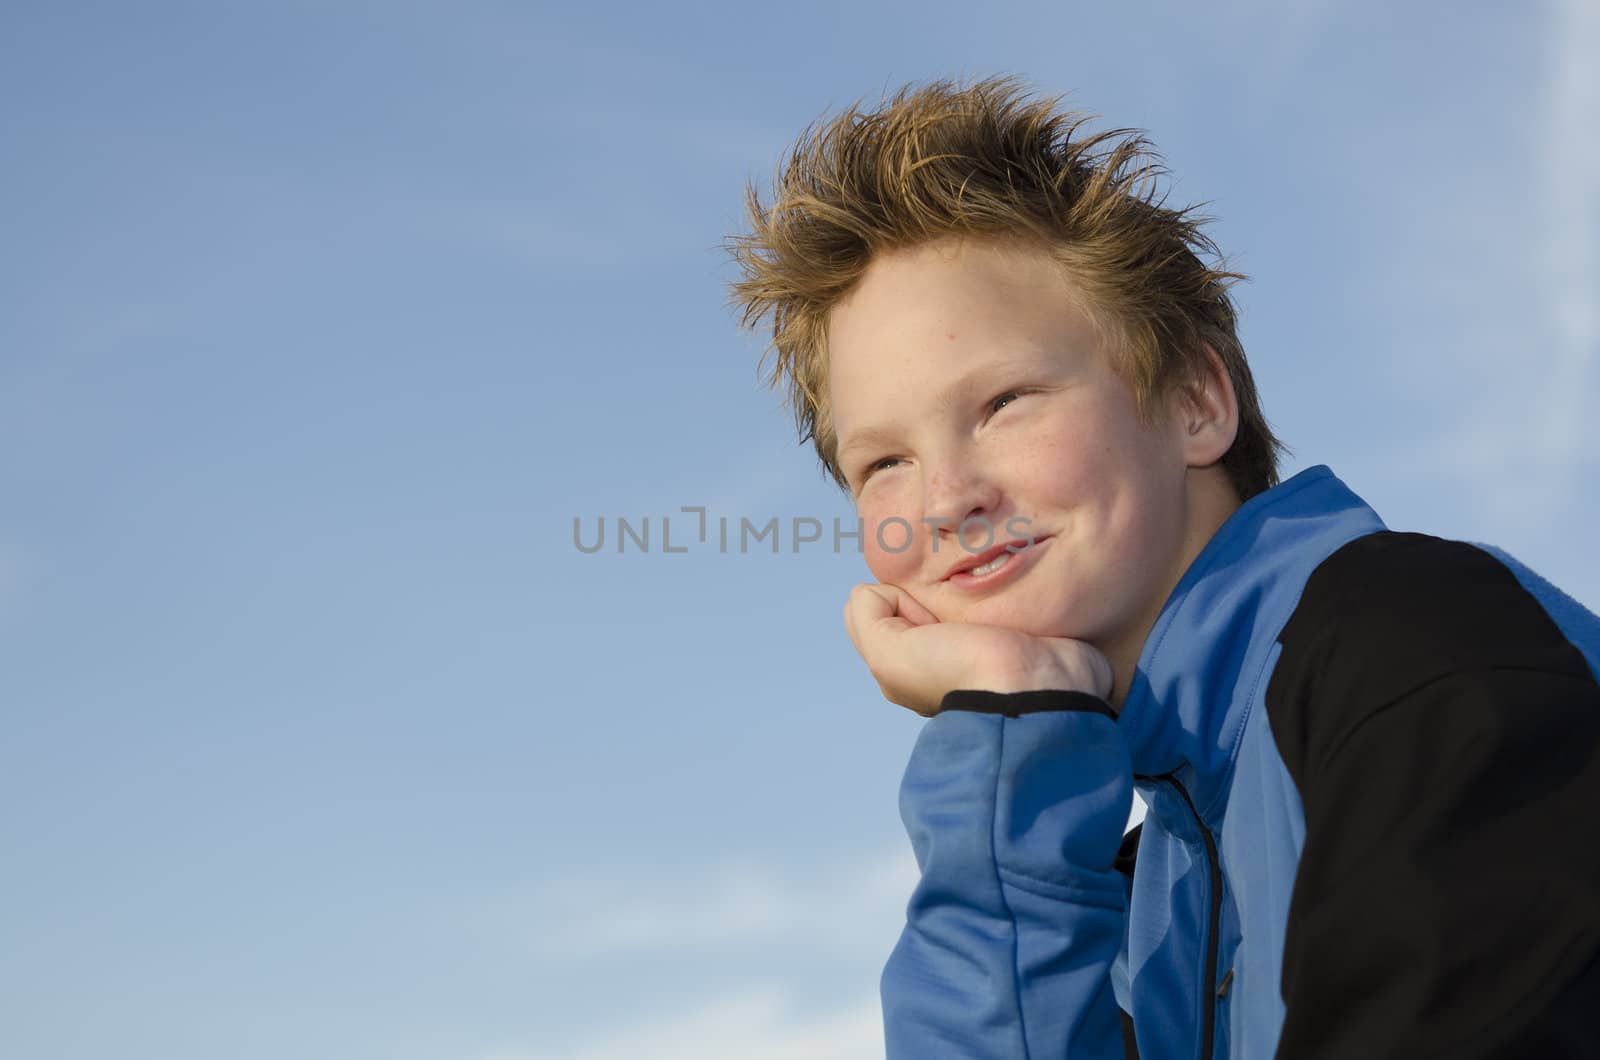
[989,390,1024,414]
[853,391,1029,489]
[862,457,902,482]
[857,454,908,493]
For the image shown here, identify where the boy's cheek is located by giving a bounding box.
[860,512,927,583]
[862,541,916,584]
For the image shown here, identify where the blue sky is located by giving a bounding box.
[2,2,1595,1057]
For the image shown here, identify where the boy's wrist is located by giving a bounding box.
[975,656,1109,698]
[940,688,1116,718]
[981,669,1088,694]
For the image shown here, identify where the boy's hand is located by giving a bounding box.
[843,583,1114,717]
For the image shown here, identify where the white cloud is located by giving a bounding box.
[512,801,1145,961]
[514,847,916,959]
[1371,0,1599,556]
[475,810,1145,1060]
[1533,0,1600,495]
[474,985,883,1060]
[489,798,1146,961]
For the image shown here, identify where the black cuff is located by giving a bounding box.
[939,688,1116,719]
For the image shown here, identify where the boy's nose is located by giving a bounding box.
[924,465,1003,551]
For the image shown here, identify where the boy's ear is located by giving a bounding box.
[1171,343,1240,468]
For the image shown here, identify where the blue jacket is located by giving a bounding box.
[881,465,1600,1058]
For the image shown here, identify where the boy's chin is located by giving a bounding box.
[937,606,1084,642]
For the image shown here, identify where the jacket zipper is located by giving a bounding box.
[1152,773,1223,1060]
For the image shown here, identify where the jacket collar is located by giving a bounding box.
[1116,465,1387,826]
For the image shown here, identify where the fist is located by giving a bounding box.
[842,582,1114,717]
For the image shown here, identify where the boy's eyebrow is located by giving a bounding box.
[837,425,902,461]
[836,356,1049,460]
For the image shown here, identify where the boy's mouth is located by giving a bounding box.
[941,536,1051,582]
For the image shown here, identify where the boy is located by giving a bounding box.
[728,77,1600,1057]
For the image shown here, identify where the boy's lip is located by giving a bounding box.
[941,536,1051,581]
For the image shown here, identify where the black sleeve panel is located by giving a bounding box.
[1267,531,1600,1059]
[1117,825,1142,1059]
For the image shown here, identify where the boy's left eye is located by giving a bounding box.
[989,390,1025,414]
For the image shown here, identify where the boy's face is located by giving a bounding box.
[826,237,1201,657]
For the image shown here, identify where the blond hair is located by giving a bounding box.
[727,76,1288,502]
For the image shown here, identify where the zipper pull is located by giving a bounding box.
[1216,968,1235,1000]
